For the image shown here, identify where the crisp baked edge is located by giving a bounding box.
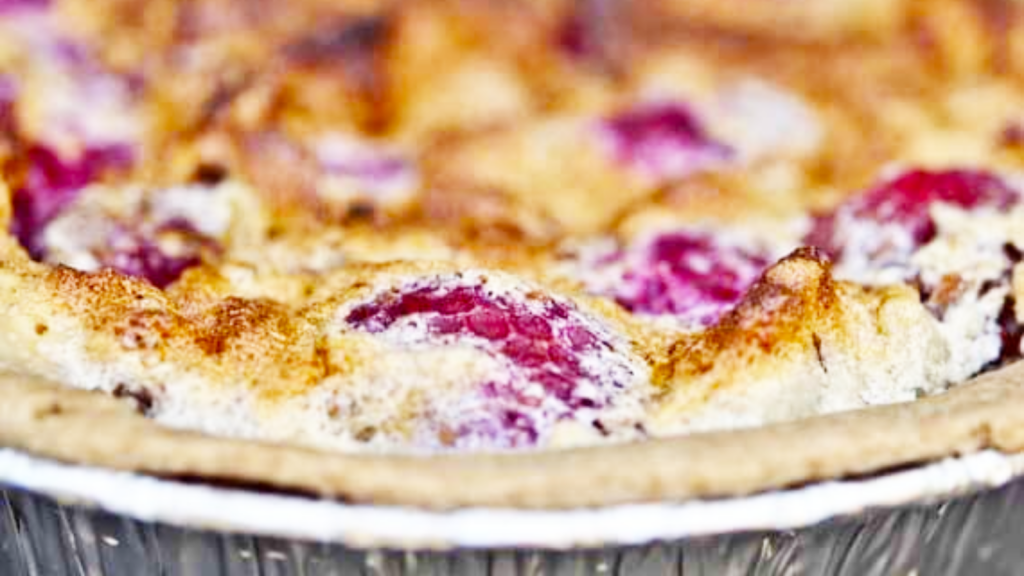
[2,362,1024,510]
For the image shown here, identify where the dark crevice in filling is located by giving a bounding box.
[191,162,229,186]
[1004,242,1023,266]
[988,244,1024,370]
[812,333,827,374]
[112,382,158,416]
[992,293,1023,369]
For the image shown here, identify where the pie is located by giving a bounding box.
[2,0,1024,508]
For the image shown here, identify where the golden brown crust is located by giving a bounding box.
[3,361,1024,509]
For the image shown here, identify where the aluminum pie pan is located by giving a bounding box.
[1,448,1024,550]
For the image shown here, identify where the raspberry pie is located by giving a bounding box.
[2,0,1024,508]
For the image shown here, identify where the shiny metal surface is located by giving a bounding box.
[4,477,1024,575]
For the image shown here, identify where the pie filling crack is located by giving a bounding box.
[1,0,1024,507]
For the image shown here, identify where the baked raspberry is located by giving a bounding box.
[596,231,772,326]
[806,169,1019,265]
[39,184,232,288]
[5,20,140,257]
[600,102,732,182]
[11,144,133,258]
[102,221,211,289]
[346,276,645,448]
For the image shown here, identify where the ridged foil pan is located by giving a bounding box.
[3,448,1024,575]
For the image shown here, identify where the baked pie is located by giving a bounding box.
[2,0,1024,508]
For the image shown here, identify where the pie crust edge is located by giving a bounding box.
[3,361,1023,510]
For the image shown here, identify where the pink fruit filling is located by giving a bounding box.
[10,144,133,258]
[0,0,47,14]
[600,102,732,182]
[101,219,213,289]
[609,231,772,326]
[805,169,1020,264]
[4,25,140,259]
[8,147,209,288]
[346,277,640,448]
